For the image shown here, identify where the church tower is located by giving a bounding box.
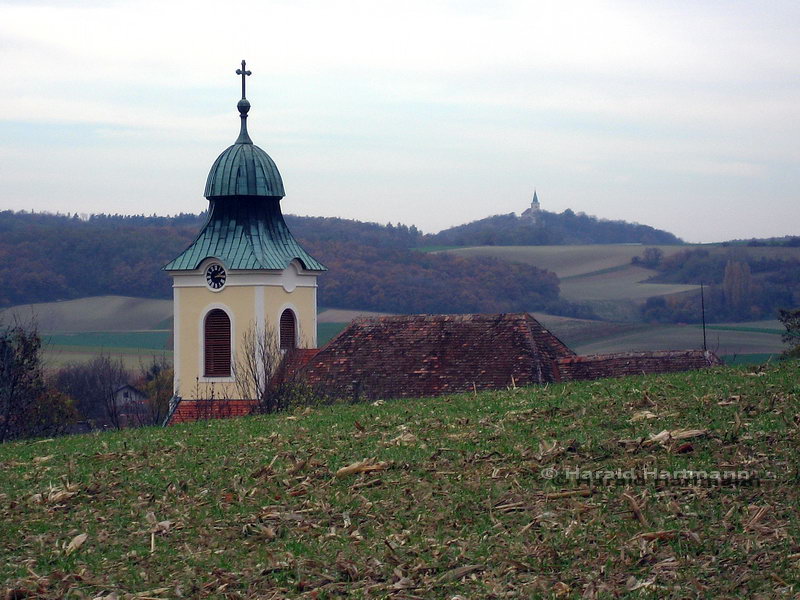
[521,190,541,224]
[164,61,326,401]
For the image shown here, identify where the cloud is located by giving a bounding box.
[0,0,798,242]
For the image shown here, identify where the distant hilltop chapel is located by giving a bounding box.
[164,61,325,402]
[520,190,542,224]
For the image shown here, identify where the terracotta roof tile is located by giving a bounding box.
[300,313,574,400]
[554,350,722,381]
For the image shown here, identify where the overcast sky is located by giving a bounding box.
[1,0,798,242]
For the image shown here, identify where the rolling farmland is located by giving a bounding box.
[0,296,173,370]
[0,269,790,369]
[0,296,173,332]
[438,243,800,321]
[438,244,698,309]
[435,244,680,277]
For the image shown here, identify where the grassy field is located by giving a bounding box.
[567,321,784,360]
[527,314,785,362]
[1,361,799,597]
[318,322,348,346]
[0,296,175,370]
[44,331,171,350]
[559,265,697,302]
[43,347,172,371]
[437,244,685,278]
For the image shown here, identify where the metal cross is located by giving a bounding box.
[235,60,252,99]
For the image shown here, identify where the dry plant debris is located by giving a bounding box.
[1,360,799,598]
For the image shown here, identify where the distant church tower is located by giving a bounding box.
[521,190,541,224]
[164,61,326,400]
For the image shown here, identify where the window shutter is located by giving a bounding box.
[204,309,231,377]
[280,309,296,350]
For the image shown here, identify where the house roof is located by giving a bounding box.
[113,384,146,396]
[554,350,722,382]
[163,198,326,272]
[300,313,575,400]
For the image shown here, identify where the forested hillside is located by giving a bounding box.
[427,209,681,246]
[0,211,590,317]
[0,212,200,305]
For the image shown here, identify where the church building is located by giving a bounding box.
[164,61,325,403]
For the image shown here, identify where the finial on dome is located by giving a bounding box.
[235,59,253,144]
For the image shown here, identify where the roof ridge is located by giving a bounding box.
[354,312,531,324]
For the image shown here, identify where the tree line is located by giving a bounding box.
[0,210,592,317]
[635,247,800,323]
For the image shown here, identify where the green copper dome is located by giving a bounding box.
[165,61,325,274]
[204,97,285,199]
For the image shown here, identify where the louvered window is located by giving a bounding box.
[280,309,297,351]
[204,309,231,377]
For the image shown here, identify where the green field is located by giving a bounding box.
[41,331,173,370]
[318,322,347,346]
[569,322,783,360]
[45,331,171,350]
[1,362,798,597]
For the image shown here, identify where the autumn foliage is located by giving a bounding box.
[0,211,587,317]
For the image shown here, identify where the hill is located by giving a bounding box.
[0,208,687,315]
[425,209,682,247]
[0,211,582,318]
[1,362,798,597]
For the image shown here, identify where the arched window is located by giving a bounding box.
[204,309,231,377]
[280,309,297,350]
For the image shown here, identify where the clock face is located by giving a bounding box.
[205,263,227,290]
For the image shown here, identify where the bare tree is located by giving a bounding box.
[54,355,131,430]
[234,321,281,402]
[0,318,77,441]
[0,319,44,442]
[233,321,315,414]
[137,355,173,426]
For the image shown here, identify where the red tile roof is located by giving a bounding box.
[554,350,722,381]
[271,348,320,386]
[300,313,575,400]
